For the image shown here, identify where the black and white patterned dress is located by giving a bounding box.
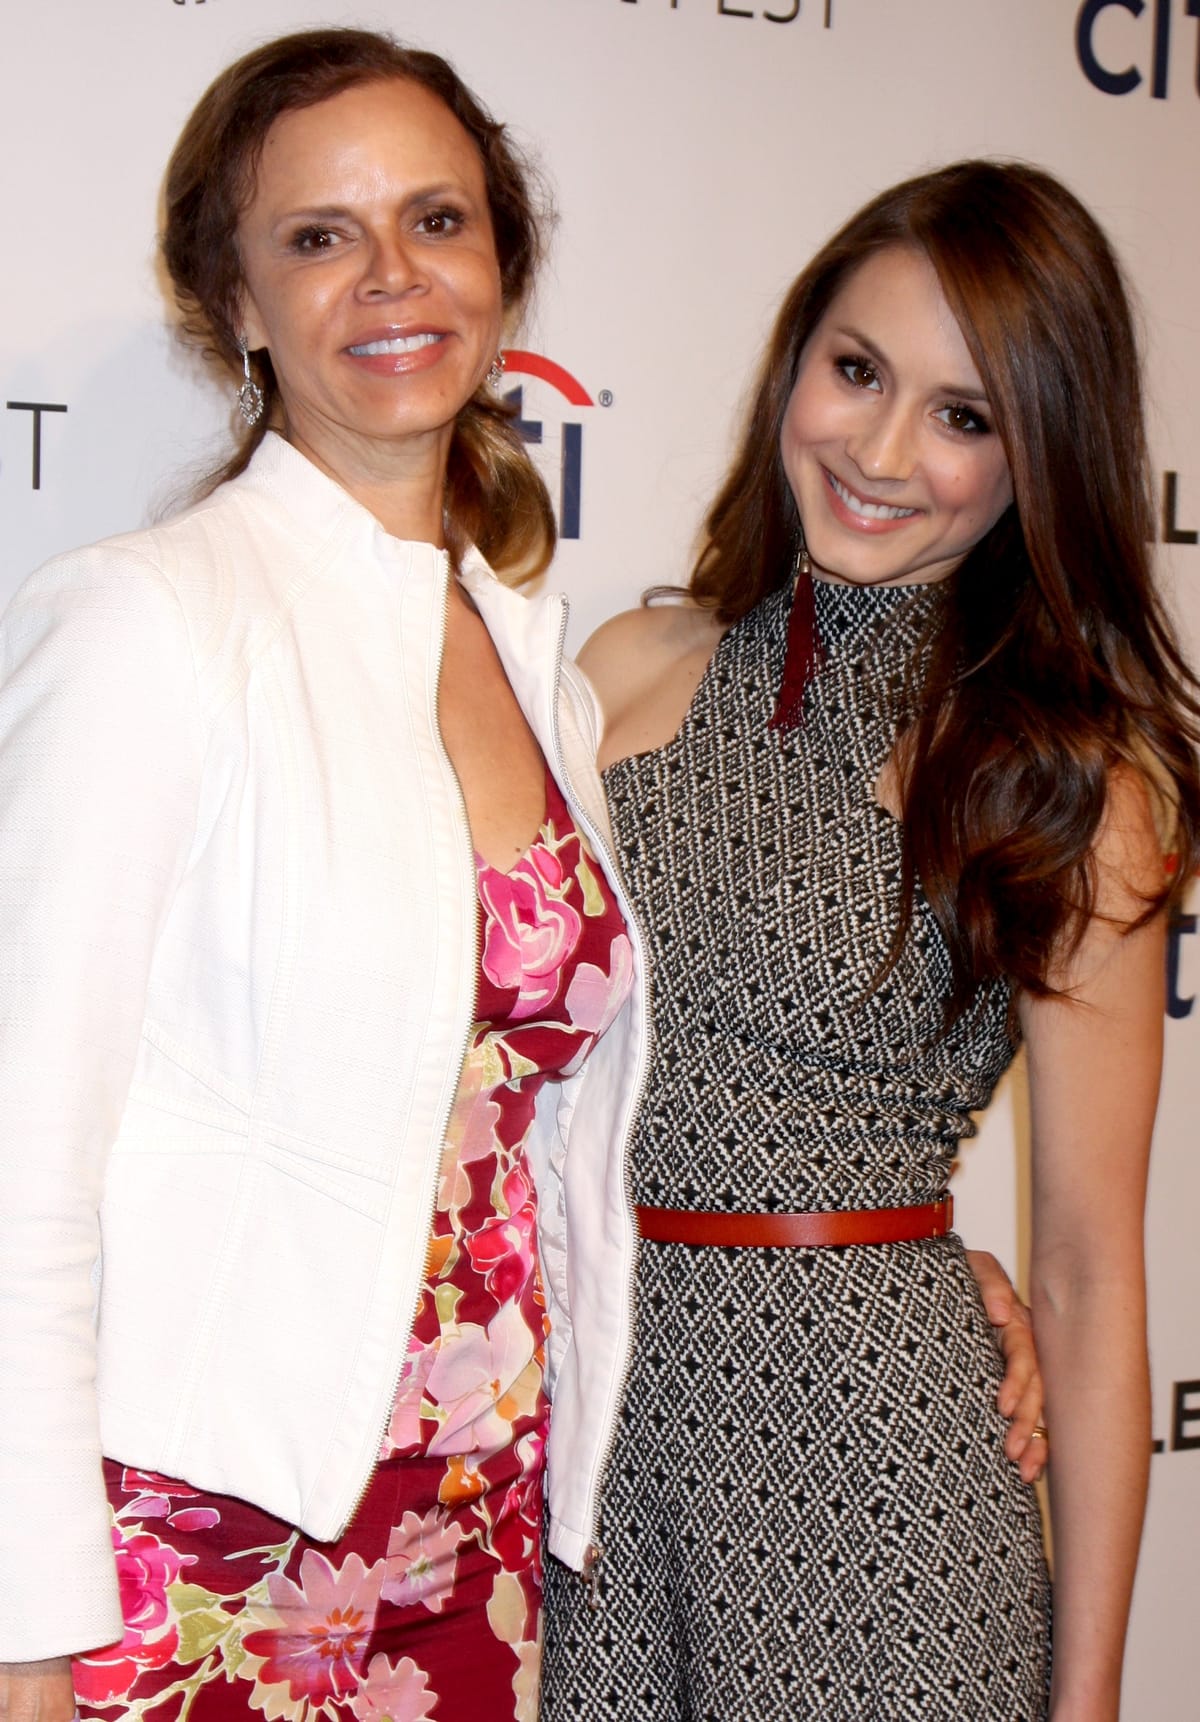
[542,578,1051,1719]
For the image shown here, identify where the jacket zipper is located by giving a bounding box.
[336,550,481,1536]
[545,595,655,1605]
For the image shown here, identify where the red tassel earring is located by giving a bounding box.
[768,542,823,732]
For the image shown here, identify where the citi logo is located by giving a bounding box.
[1076,0,1200,98]
[502,351,604,541]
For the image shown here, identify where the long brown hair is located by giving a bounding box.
[162,27,555,580]
[693,160,1200,1012]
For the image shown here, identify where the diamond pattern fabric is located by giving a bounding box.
[542,579,1050,1719]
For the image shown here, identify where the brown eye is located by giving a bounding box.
[292,226,337,254]
[417,207,465,237]
[836,356,880,391]
[937,402,989,435]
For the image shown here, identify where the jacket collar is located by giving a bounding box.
[230,433,451,584]
[229,433,572,746]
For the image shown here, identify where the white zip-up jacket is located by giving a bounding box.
[0,434,648,1659]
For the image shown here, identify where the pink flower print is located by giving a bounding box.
[119,1467,201,1500]
[350,1653,438,1722]
[565,931,634,1033]
[117,1467,197,1508]
[72,1526,191,1704]
[439,1066,504,1212]
[123,1491,174,1519]
[425,1300,543,1457]
[478,847,582,1022]
[383,1333,438,1457]
[486,1571,542,1721]
[381,1507,467,1612]
[115,1466,223,1533]
[465,1163,539,1303]
[489,1478,541,1578]
[515,1422,548,1482]
[444,1056,501,1169]
[166,1506,221,1531]
[490,1426,548,1580]
[240,1549,383,1705]
[512,1640,542,1722]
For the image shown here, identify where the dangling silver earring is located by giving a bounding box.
[486,351,505,389]
[236,338,264,427]
[794,536,812,584]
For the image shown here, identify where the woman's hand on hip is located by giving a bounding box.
[965,1247,1048,1484]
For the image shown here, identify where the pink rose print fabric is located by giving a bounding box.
[73,770,632,1722]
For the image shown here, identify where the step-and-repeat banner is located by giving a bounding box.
[4,1,1197,1707]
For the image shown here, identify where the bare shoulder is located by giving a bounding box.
[1030,763,1169,1005]
[1092,763,1170,918]
[578,601,727,771]
[578,602,720,694]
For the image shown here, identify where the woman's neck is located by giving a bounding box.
[283,419,451,545]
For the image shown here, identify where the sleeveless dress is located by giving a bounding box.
[542,580,1051,1720]
[72,770,633,1722]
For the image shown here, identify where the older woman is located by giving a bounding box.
[0,30,647,1722]
[0,31,1042,1722]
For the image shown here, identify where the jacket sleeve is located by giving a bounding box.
[0,545,203,1659]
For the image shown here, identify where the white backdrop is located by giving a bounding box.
[3,1,1198,1710]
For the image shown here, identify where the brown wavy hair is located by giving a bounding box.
[691,159,1200,1013]
[162,26,555,580]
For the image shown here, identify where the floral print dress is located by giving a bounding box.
[73,770,633,1722]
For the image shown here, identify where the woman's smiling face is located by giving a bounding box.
[236,76,503,475]
[780,245,1013,588]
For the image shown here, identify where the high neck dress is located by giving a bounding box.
[542,578,1051,1720]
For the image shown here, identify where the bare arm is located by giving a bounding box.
[1019,771,1164,1720]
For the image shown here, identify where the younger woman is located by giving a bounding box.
[545,161,1200,1720]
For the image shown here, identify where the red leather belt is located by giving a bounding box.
[634,1197,954,1248]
